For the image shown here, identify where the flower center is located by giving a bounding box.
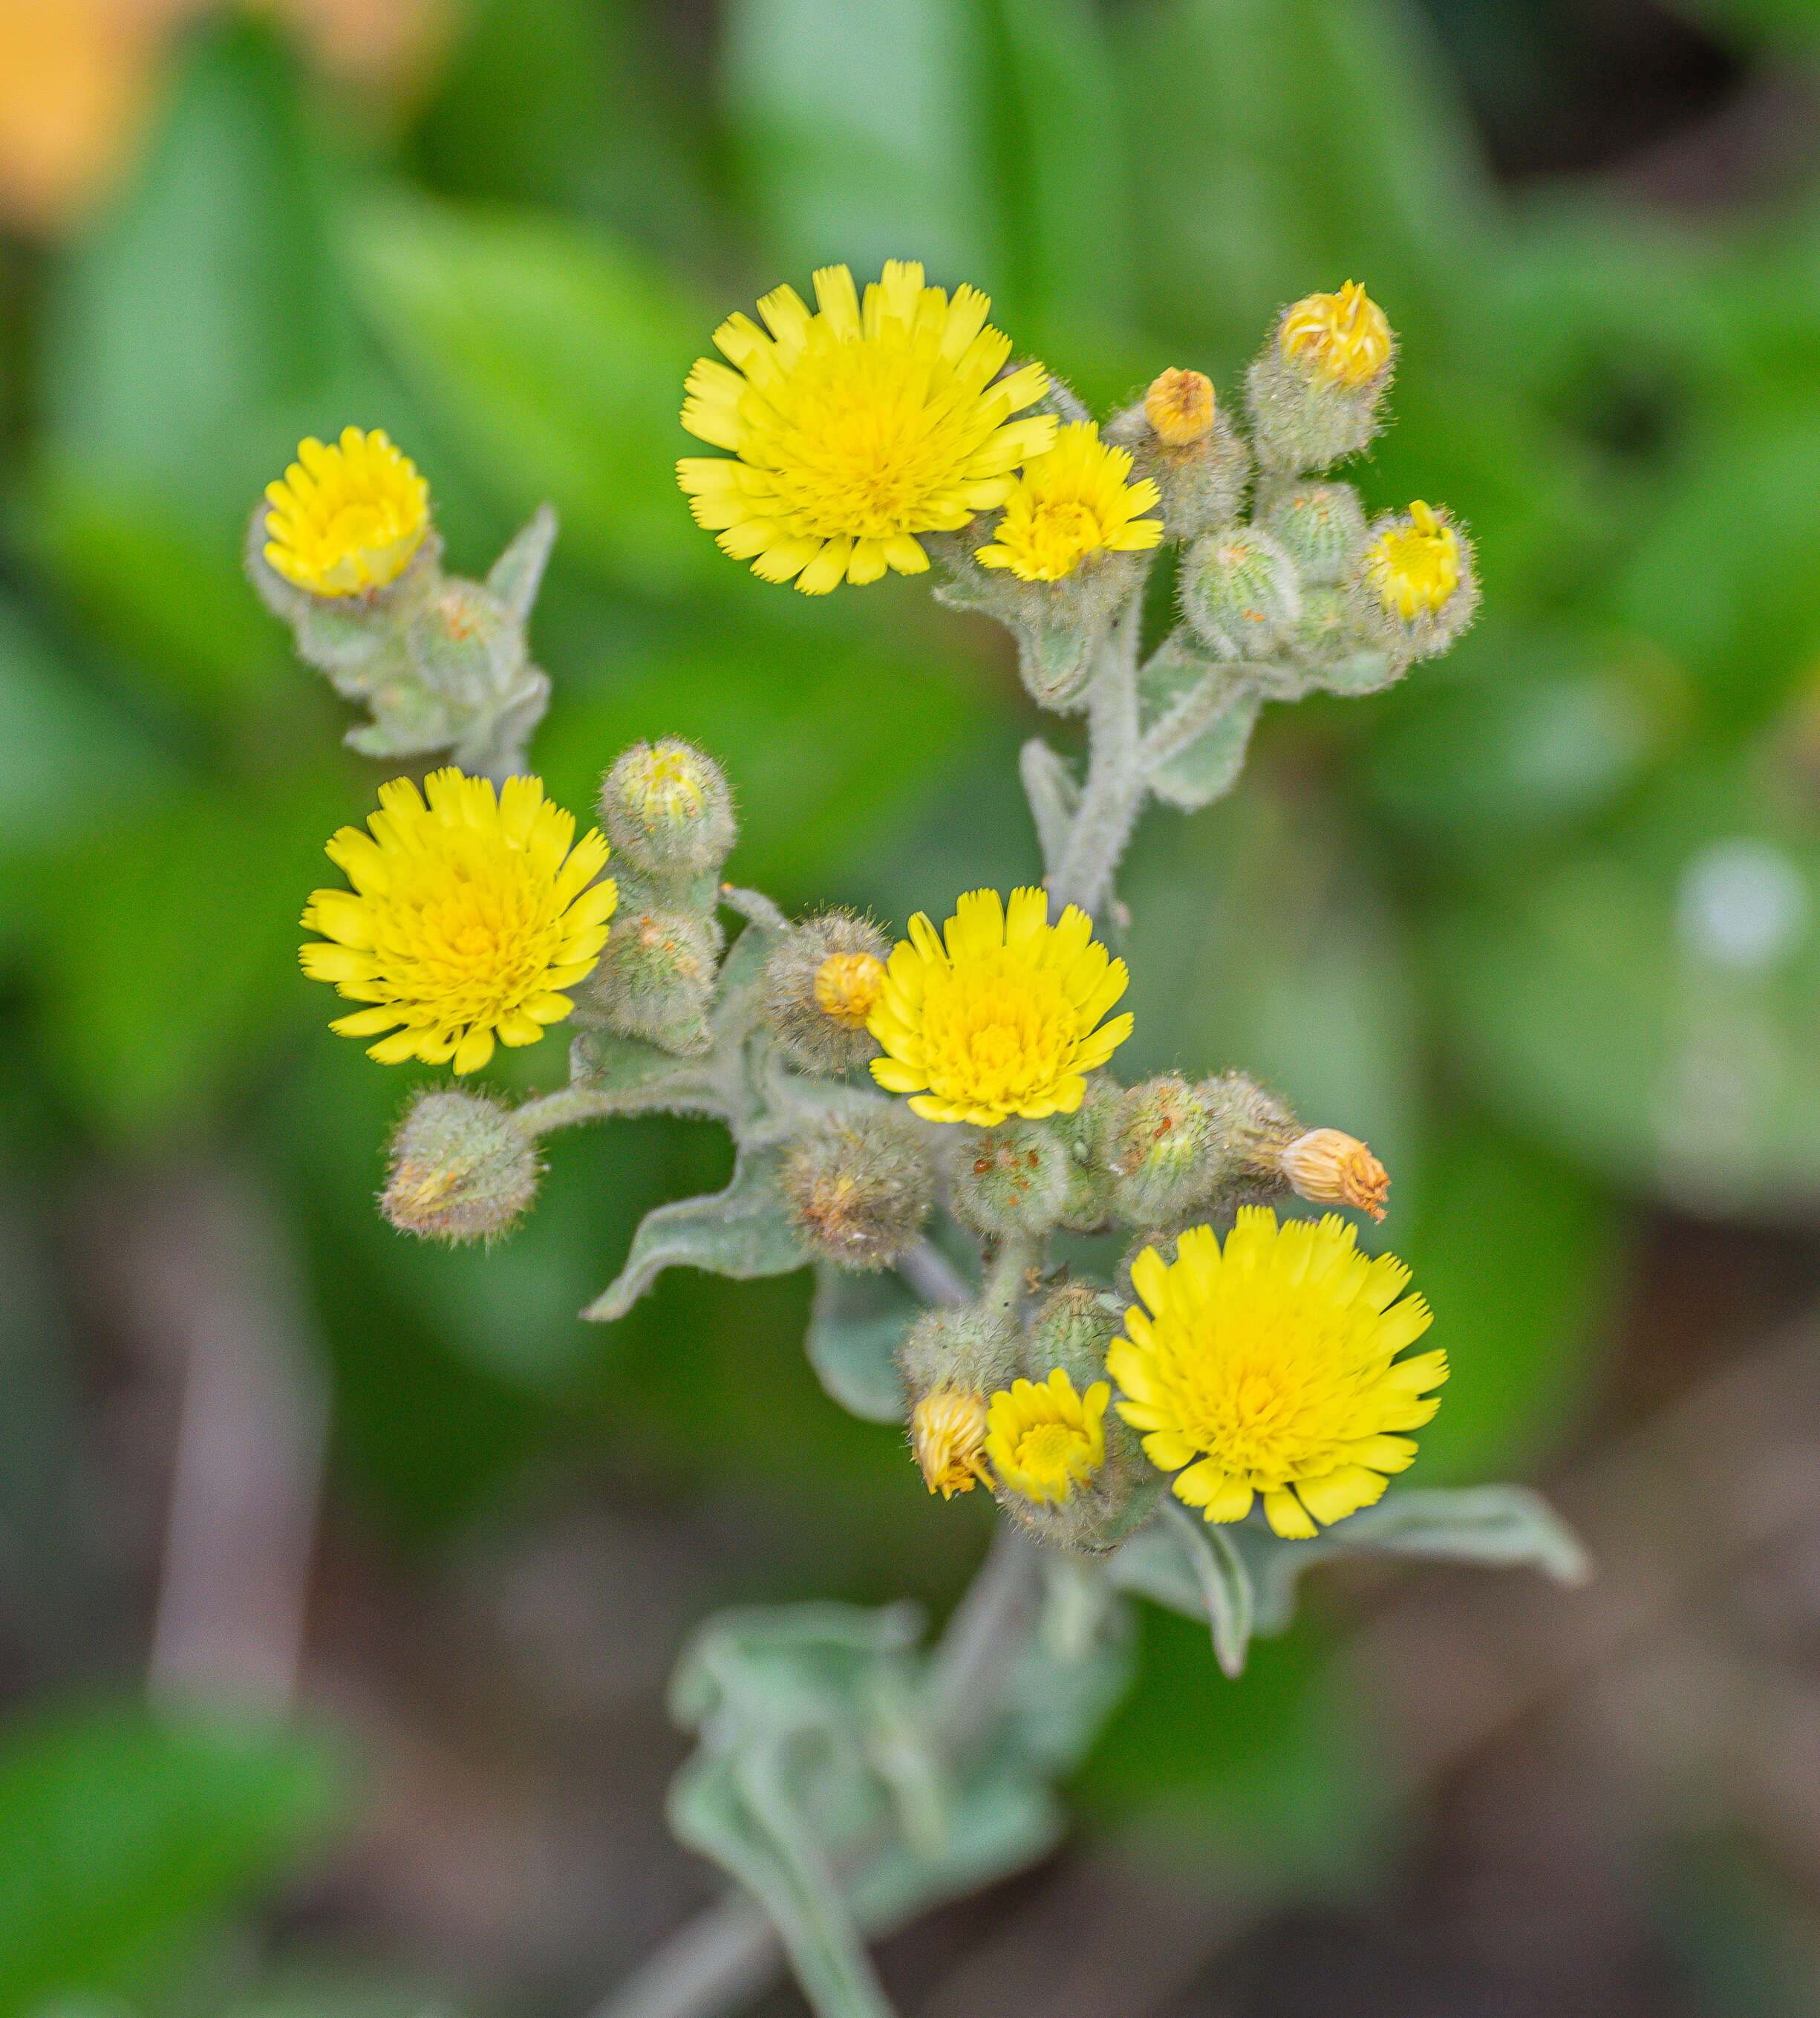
[920,958,1075,1108]
[374,847,561,1027]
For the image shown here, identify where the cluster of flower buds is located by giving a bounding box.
[576,741,738,1055]
[246,427,556,780]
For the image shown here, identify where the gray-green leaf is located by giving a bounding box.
[804,1264,913,1424]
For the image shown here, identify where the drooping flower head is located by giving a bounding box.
[1278,281,1394,388]
[264,426,430,596]
[975,422,1164,582]
[1363,500,1461,619]
[301,769,616,1075]
[911,1388,991,1498]
[677,260,1055,594]
[1106,1208,1446,1539]
[868,888,1133,1126]
[987,1368,1109,1505]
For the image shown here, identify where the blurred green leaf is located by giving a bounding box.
[342,190,711,597]
[721,0,1002,286]
[1115,0,1493,357]
[42,18,343,518]
[0,1705,335,2018]
[805,1263,914,1423]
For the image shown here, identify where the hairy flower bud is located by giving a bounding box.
[1104,371,1251,543]
[910,1387,991,1498]
[901,1304,1022,1407]
[781,1110,935,1270]
[1179,525,1300,659]
[382,1089,541,1245]
[1246,283,1396,475]
[601,739,737,885]
[1110,1074,1219,1226]
[760,911,891,1073]
[581,900,721,1055]
[1280,1128,1391,1222]
[1351,502,1480,661]
[1027,1280,1122,1393]
[1257,480,1368,586]
[953,1093,1115,1240]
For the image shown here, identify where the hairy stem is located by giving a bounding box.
[1048,588,1148,922]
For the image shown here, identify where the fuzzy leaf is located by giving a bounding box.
[1139,635,1263,813]
[1110,1503,1253,1678]
[485,504,558,622]
[804,1264,912,1424]
[567,1025,723,1113]
[584,1144,809,1321]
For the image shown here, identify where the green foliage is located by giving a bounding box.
[0,1705,336,2018]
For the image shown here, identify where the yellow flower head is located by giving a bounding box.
[1106,1208,1446,1540]
[264,426,430,597]
[678,260,1055,594]
[1279,281,1393,388]
[301,769,616,1075]
[911,1387,991,1498]
[975,422,1164,583]
[986,1368,1109,1505]
[868,888,1133,1126]
[814,951,886,1029]
[1143,367,1218,448]
[1363,501,1461,620]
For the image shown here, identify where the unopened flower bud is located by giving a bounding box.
[1257,480,1368,586]
[1280,1127,1391,1222]
[1144,368,1217,446]
[1179,525,1300,658]
[601,739,737,884]
[1111,1074,1219,1226]
[1027,1281,1122,1393]
[1351,501,1480,661]
[582,902,721,1055]
[781,1110,935,1270]
[953,1098,1115,1240]
[382,1089,541,1245]
[1246,282,1396,475]
[761,911,892,1073]
[910,1387,991,1498]
[900,1303,1022,1404]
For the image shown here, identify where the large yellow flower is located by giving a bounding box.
[987,1369,1109,1504]
[1106,1208,1446,1540]
[975,422,1163,582]
[301,769,616,1075]
[264,426,430,596]
[677,260,1054,594]
[868,888,1132,1126]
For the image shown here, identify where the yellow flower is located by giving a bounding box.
[301,769,616,1075]
[814,951,886,1029]
[868,888,1133,1126]
[911,1388,991,1498]
[1279,281,1393,388]
[264,426,430,596]
[676,260,1054,594]
[1106,1208,1446,1540]
[986,1368,1109,1505]
[975,422,1164,582]
[1363,501,1461,620]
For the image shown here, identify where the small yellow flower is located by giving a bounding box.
[264,426,430,596]
[814,951,886,1029]
[1143,368,1217,447]
[868,888,1133,1127]
[1106,1208,1446,1540]
[986,1368,1109,1505]
[1363,501,1461,620]
[1279,281,1393,388]
[911,1388,991,1497]
[677,260,1055,594]
[301,769,616,1075]
[975,422,1164,583]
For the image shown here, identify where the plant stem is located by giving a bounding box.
[1048,589,1148,922]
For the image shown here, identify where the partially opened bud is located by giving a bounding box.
[1279,282,1394,390]
[781,1110,935,1270]
[1246,281,1397,475]
[1104,369,1251,541]
[1352,501,1480,661]
[1280,1128,1391,1221]
[910,1388,991,1498]
[382,1089,541,1245]
[761,911,891,1073]
[601,739,737,883]
[1144,368,1217,447]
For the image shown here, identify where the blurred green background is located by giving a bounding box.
[7,0,1820,2013]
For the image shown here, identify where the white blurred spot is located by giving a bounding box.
[1676,839,1808,971]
